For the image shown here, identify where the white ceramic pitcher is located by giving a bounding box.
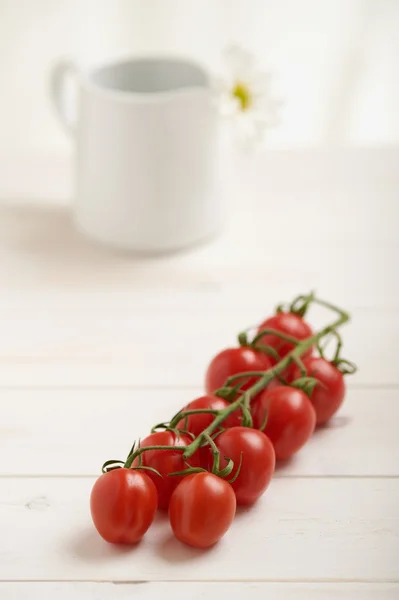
[50,57,221,252]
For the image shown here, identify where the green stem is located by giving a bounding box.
[204,433,221,473]
[291,354,307,377]
[183,395,246,459]
[251,328,301,346]
[169,408,220,429]
[225,371,266,385]
[116,295,350,473]
[183,301,349,459]
[289,291,315,317]
[332,330,343,363]
[124,445,187,469]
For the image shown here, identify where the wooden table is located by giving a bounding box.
[1,148,398,599]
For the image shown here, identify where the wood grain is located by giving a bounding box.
[1,149,398,596]
[0,388,398,477]
[0,300,396,387]
[1,582,399,600]
[1,477,398,582]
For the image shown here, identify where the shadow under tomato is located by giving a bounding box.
[233,495,268,520]
[234,504,253,520]
[314,414,352,434]
[155,532,214,563]
[67,527,140,563]
[274,455,297,473]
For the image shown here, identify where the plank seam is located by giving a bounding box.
[0,474,398,480]
[0,383,397,391]
[0,578,398,584]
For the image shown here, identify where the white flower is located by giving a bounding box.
[214,45,282,146]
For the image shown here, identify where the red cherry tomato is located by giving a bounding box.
[257,313,313,364]
[291,357,346,425]
[176,395,242,436]
[252,386,316,460]
[213,427,275,505]
[169,472,236,548]
[205,347,271,395]
[133,431,200,509]
[90,468,157,544]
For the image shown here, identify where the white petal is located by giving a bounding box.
[248,71,274,94]
[230,111,276,148]
[254,97,283,123]
[218,93,241,117]
[210,76,229,94]
[234,113,256,139]
[216,45,283,147]
[223,44,255,79]
[254,108,281,129]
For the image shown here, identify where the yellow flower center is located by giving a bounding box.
[232,81,252,111]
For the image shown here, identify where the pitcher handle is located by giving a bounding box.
[50,60,79,136]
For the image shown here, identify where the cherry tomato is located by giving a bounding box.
[90,468,157,544]
[257,313,313,364]
[133,431,200,509]
[213,427,275,505]
[291,357,346,425]
[176,395,242,436]
[169,472,236,548]
[205,347,271,395]
[252,386,316,460]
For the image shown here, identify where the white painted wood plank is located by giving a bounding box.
[0,299,396,386]
[0,284,398,312]
[1,147,398,243]
[1,149,398,310]
[0,389,398,477]
[2,147,398,202]
[1,582,398,600]
[0,478,397,582]
[0,201,397,305]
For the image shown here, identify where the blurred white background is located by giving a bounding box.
[0,0,398,163]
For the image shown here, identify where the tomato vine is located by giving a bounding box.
[103,292,355,475]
